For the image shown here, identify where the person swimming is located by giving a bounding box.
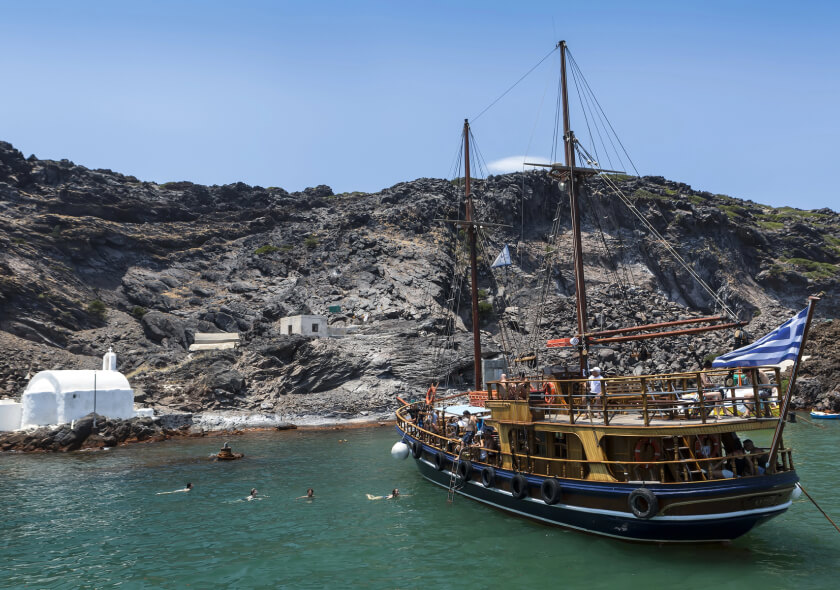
[157,482,193,495]
[366,488,404,500]
[296,488,315,499]
[246,488,258,501]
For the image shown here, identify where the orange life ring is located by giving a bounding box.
[694,434,720,458]
[425,384,437,406]
[543,382,558,404]
[634,438,662,469]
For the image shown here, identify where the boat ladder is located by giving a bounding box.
[675,435,707,481]
[447,445,468,503]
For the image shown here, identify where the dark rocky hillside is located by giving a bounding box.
[0,140,837,418]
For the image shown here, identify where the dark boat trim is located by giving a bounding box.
[403,434,796,542]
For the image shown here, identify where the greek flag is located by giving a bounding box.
[712,307,808,368]
[491,244,512,268]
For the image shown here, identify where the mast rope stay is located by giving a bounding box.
[566,49,640,177]
[467,129,526,368]
[472,44,561,123]
[597,170,738,320]
[425,127,474,391]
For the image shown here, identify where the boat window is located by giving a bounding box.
[552,432,567,459]
[534,431,548,456]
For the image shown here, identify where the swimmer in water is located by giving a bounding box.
[157,482,193,495]
[296,488,315,499]
[246,488,258,501]
[366,488,405,500]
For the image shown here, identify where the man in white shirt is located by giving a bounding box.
[586,367,604,419]
[589,367,603,397]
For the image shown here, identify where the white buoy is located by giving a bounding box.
[391,441,410,460]
[792,483,803,500]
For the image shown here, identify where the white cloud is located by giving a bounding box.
[486,155,551,174]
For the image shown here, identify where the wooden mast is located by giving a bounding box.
[464,119,483,390]
[560,41,588,372]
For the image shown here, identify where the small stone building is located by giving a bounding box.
[279,315,328,338]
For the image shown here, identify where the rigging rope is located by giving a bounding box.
[567,49,640,177]
[796,483,840,535]
[423,128,472,390]
[472,45,560,123]
[597,173,738,319]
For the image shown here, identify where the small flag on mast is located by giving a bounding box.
[491,244,512,268]
[712,307,809,368]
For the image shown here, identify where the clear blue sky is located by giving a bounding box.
[1,1,837,210]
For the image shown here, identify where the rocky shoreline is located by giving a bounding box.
[0,410,402,453]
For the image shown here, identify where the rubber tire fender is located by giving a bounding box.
[510,474,529,500]
[628,487,659,519]
[457,460,472,481]
[481,467,496,488]
[433,452,446,471]
[412,440,423,459]
[540,478,562,505]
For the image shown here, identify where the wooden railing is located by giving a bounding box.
[395,407,793,484]
[488,366,782,426]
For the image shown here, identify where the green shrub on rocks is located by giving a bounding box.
[782,258,838,280]
[757,220,784,231]
[254,244,280,256]
[87,299,107,319]
[304,236,318,249]
[132,306,148,319]
[632,188,664,201]
[719,204,748,219]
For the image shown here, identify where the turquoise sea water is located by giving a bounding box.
[1,420,839,589]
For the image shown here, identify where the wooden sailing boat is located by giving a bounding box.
[395,41,816,542]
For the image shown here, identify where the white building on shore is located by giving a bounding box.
[0,348,140,431]
[280,314,328,337]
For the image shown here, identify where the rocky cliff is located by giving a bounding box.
[1,140,837,418]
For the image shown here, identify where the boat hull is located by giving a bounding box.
[810,412,840,419]
[406,437,797,543]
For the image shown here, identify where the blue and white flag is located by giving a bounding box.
[491,244,512,268]
[712,307,808,368]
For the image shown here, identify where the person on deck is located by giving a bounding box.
[446,416,459,438]
[699,360,732,417]
[461,411,477,445]
[743,439,768,474]
[756,370,774,417]
[499,373,509,399]
[730,441,754,477]
[588,367,603,397]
